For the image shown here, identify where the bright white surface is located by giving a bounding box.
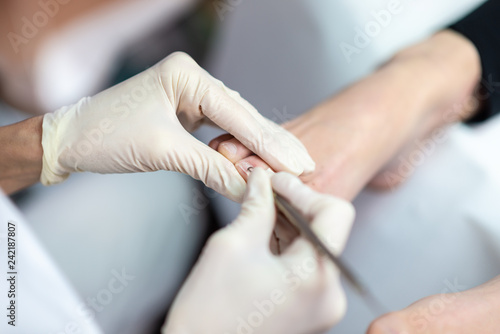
[200,0,500,332]
[17,171,209,334]
[0,191,103,333]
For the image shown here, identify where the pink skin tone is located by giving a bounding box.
[367,276,500,334]
[210,30,481,200]
[210,30,500,333]
[0,0,124,114]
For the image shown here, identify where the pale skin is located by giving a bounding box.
[0,5,498,331]
[210,29,500,333]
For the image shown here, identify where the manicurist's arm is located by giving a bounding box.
[0,116,43,194]
[1,52,314,201]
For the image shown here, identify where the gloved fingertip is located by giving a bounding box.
[235,168,273,213]
[228,187,246,203]
[244,167,271,201]
[301,156,316,174]
[264,168,275,177]
[276,148,315,176]
[271,171,304,192]
[222,175,247,203]
[292,146,316,175]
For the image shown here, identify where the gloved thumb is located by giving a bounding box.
[230,167,276,247]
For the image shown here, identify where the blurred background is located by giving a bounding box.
[2,0,500,333]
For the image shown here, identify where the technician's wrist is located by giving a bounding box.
[23,115,44,173]
[0,115,43,194]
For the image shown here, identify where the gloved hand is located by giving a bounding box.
[162,168,355,334]
[40,52,314,201]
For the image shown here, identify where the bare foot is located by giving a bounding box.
[367,276,500,334]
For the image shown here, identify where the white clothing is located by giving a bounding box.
[0,191,102,333]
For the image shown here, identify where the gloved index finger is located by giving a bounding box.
[198,80,315,177]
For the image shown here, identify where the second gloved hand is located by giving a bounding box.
[40,52,314,201]
[163,168,355,334]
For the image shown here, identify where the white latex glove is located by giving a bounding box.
[162,168,355,334]
[41,52,314,201]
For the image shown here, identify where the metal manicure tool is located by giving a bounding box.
[247,167,387,315]
[274,192,387,316]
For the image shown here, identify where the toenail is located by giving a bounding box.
[220,142,238,156]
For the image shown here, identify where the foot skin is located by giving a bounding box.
[209,133,410,192]
[210,31,482,198]
[209,134,272,181]
[367,276,500,334]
